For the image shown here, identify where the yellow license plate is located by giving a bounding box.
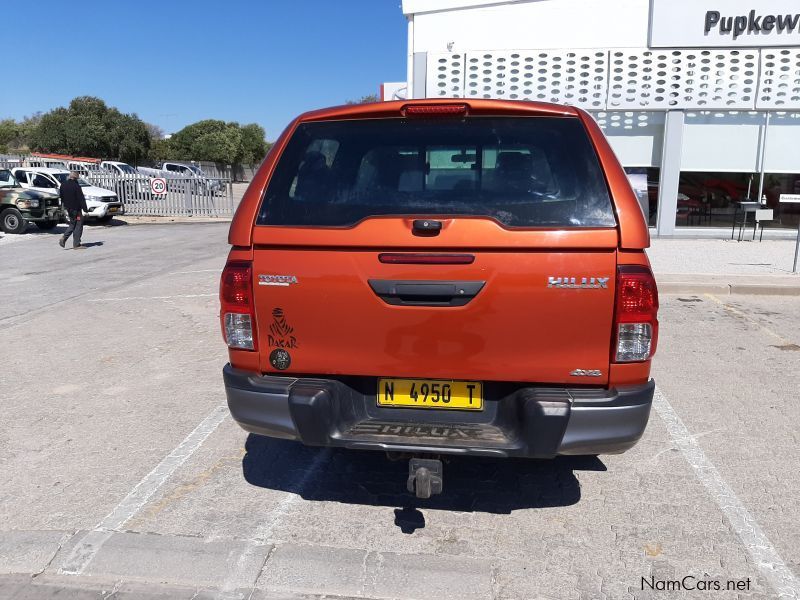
[378,378,483,410]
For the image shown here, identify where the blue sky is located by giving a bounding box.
[0,1,407,141]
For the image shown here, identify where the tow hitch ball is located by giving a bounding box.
[407,458,443,499]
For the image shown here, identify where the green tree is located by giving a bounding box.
[239,123,269,164]
[144,122,164,141]
[0,119,18,153]
[111,113,151,164]
[346,94,380,105]
[148,137,174,162]
[29,96,150,162]
[31,108,70,154]
[169,119,241,163]
[16,113,43,152]
[168,120,269,165]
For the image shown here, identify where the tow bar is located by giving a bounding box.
[407,458,443,499]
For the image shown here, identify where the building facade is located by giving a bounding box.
[395,0,800,235]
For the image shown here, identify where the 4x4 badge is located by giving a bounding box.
[570,369,602,377]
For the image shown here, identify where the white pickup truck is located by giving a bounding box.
[100,160,138,176]
[12,167,124,222]
[95,161,152,200]
[137,162,223,193]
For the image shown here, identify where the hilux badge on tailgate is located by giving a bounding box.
[259,274,299,286]
[548,276,609,289]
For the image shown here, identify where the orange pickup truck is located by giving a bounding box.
[221,99,658,498]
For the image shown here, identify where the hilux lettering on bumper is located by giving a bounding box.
[223,365,654,458]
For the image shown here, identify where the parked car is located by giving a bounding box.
[0,169,64,233]
[138,162,224,194]
[100,160,138,175]
[24,158,67,170]
[11,167,124,223]
[67,163,95,179]
[220,99,659,499]
[99,161,152,200]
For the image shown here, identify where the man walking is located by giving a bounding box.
[59,171,88,250]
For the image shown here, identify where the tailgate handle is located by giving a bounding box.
[412,219,442,235]
[368,280,485,307]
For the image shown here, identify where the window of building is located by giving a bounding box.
[673,172,756,228]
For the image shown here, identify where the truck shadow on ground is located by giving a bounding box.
[242,435,605,519]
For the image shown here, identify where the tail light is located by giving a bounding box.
[613,265,659,363]
[379,253,475,265]
[220,261,257,351]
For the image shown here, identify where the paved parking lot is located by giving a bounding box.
[1,223,798,599]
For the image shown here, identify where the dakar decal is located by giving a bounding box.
[268,308,299,349]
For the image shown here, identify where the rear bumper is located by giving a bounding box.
[223,364,654,458]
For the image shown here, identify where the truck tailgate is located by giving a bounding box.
[252,224,617,385]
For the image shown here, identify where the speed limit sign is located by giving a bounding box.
[150,177,167,195]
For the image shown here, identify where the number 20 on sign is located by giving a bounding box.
[150,178,167,195]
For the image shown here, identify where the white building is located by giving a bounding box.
[390,0,800,235]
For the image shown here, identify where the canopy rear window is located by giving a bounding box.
[257,116,616,228]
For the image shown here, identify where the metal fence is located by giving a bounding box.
[0,154,260,182]
[84,172,235,217]
[144,160,260,182]
[0,155,23,170]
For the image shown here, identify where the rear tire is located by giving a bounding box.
[36,220,58,230]
[1,208,27,234]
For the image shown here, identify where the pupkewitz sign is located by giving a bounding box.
[650,0,800,48]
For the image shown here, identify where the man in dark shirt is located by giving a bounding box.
[59,171,88,249]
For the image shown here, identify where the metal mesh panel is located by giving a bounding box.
[462,50,608,109]
[757,49,800,109]
[425,48,800,111]
[607,49,758,110]
[593,111,662,131]
[427,53,466,98]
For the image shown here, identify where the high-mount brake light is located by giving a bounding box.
[402,104,468,117]
[379,253,475,265]
[220,261,258,351]
[613,265,659,363]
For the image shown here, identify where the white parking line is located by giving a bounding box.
[59,405,229,576]
[88,293,216,302]
[654,387,800,599]
[219,447,332,596]
[168,269,222,275]
[705,293,795,346]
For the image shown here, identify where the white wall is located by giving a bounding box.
[409,0,650,53]
[593,112,665,168]
[765,113,800,173]
[680,112,764,172]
